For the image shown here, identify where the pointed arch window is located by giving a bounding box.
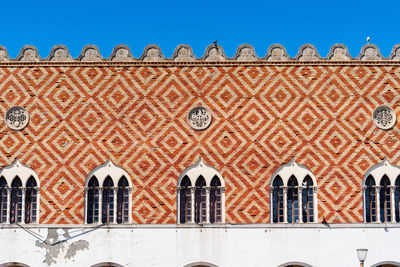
[380,175,391,223]
[87,176,100,224]
[117,176,129,224]
[102,176,114,223]
[0,177,8,223]
[271,160,318,223]
[177,158,225,224]
[210,176,222,223]
[302,176,314,223]
[179,176,192,224]
[195,176,207,223]
[10,177,22,224]
[25,176,37,224]
[365,175,377,223]
[287,176,299,223]
[85,160,132,224]
[395,176,400,222]
[363,159,400,223]
[272,176,284,223]
[0,160,40,224]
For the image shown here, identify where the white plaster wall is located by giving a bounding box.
[0,224,399,267]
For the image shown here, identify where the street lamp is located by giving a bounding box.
[356,248,368,267]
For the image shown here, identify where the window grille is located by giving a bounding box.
[365,175,376,223]
[25,176,37,224]
[179,176,192,224]
[117,176,129,224]
[302,176,314,223]
[380,175,391,222]
[287,176,299,223]
[210,176,222,223]
[87,176,99,224]
[195,176,207,223]
[10,177,22,224]
[102,176,114,224]
[272,176,284,223]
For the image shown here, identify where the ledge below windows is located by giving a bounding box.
[2,223,400,229]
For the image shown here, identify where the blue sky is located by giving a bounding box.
[1,0,399,58]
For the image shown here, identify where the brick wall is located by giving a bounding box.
[0,63,399,224]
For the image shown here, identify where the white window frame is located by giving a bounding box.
[0,159,40,224]
[84,159,132,224]
[177,157,225,224]
[270,159,318,223]
[363,158,400,223]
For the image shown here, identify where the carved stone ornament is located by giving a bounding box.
[0,45,10,61]
[264,44,290,61]
[373,105,396,130]
[233,44,258,61]
[47,45,72,61]
[171,45,196,61]
[187,106,212,130]
[5,106,30,131]
[109,45,134,61]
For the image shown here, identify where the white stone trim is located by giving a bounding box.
[363,158,400,185]
[271,159,317,223]
[85,159,132,224]
[177,157,225,187]
[271,159,317,186]
[0,159,40,224]
[177,158,225,224]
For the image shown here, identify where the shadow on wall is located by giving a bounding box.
[370,262,400,267]
[90,263,123,267]
[0,263,30,267]
[184,263,218,267]
[278,262,313,267]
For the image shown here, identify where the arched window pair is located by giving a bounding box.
[0,159,40,224]
[178,158,225,224]
[364,159,400,223]
[271,160,317,223]
[85,160,132,224]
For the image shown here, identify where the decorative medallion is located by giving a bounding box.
[5,106,30,131]
[373,105,396,130]
[187,106,212,130]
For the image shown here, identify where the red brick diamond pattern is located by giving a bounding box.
[0,65,399,224]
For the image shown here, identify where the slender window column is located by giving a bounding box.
[221,187,226,223]
[298,186,303,223]
[84,188,88,224]
[313,186,318,223]
[391,186,396,223]
[362,186,366,223]
[177,188,181,224]
[128,188,133,223]
[36,188,40,224]
[113,187,117,224]
[6,188,10,224]
[190,187,195,223]
[283,186,288,223]
[376,186,381,223]
[98,188,103,224]
[205,187,210,223]
[21,188,26,224]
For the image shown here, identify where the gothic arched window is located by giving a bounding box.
[287,176,299,223]
[10,177,22,224]
[0,159,40,224]
[179,176,192,224]
[302,175,314,223]
[195,176,207,223]
[363,159,400,223]
[272,176,284,223]
[210,176,222,223]
[177,158,225,224]
[102,176,114,224]
[87,176,99,224]
[395,176,400,222]
[0,177,7,223]
[117,176,129,224]
[85,160,132,224]
[380,175,391,223]
[365,175,376,223]
[271,159,317,223]
[25,176,37,224]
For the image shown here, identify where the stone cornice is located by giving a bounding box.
[1,43,400,63]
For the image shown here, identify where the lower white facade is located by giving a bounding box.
[0,224,398,267]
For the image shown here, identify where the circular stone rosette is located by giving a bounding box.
[372,105,396,130]
[5,106,30,131]
[187,106,212,130]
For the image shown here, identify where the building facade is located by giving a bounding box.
[0,43,400,267]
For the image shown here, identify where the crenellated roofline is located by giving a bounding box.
[1,43,400,63]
